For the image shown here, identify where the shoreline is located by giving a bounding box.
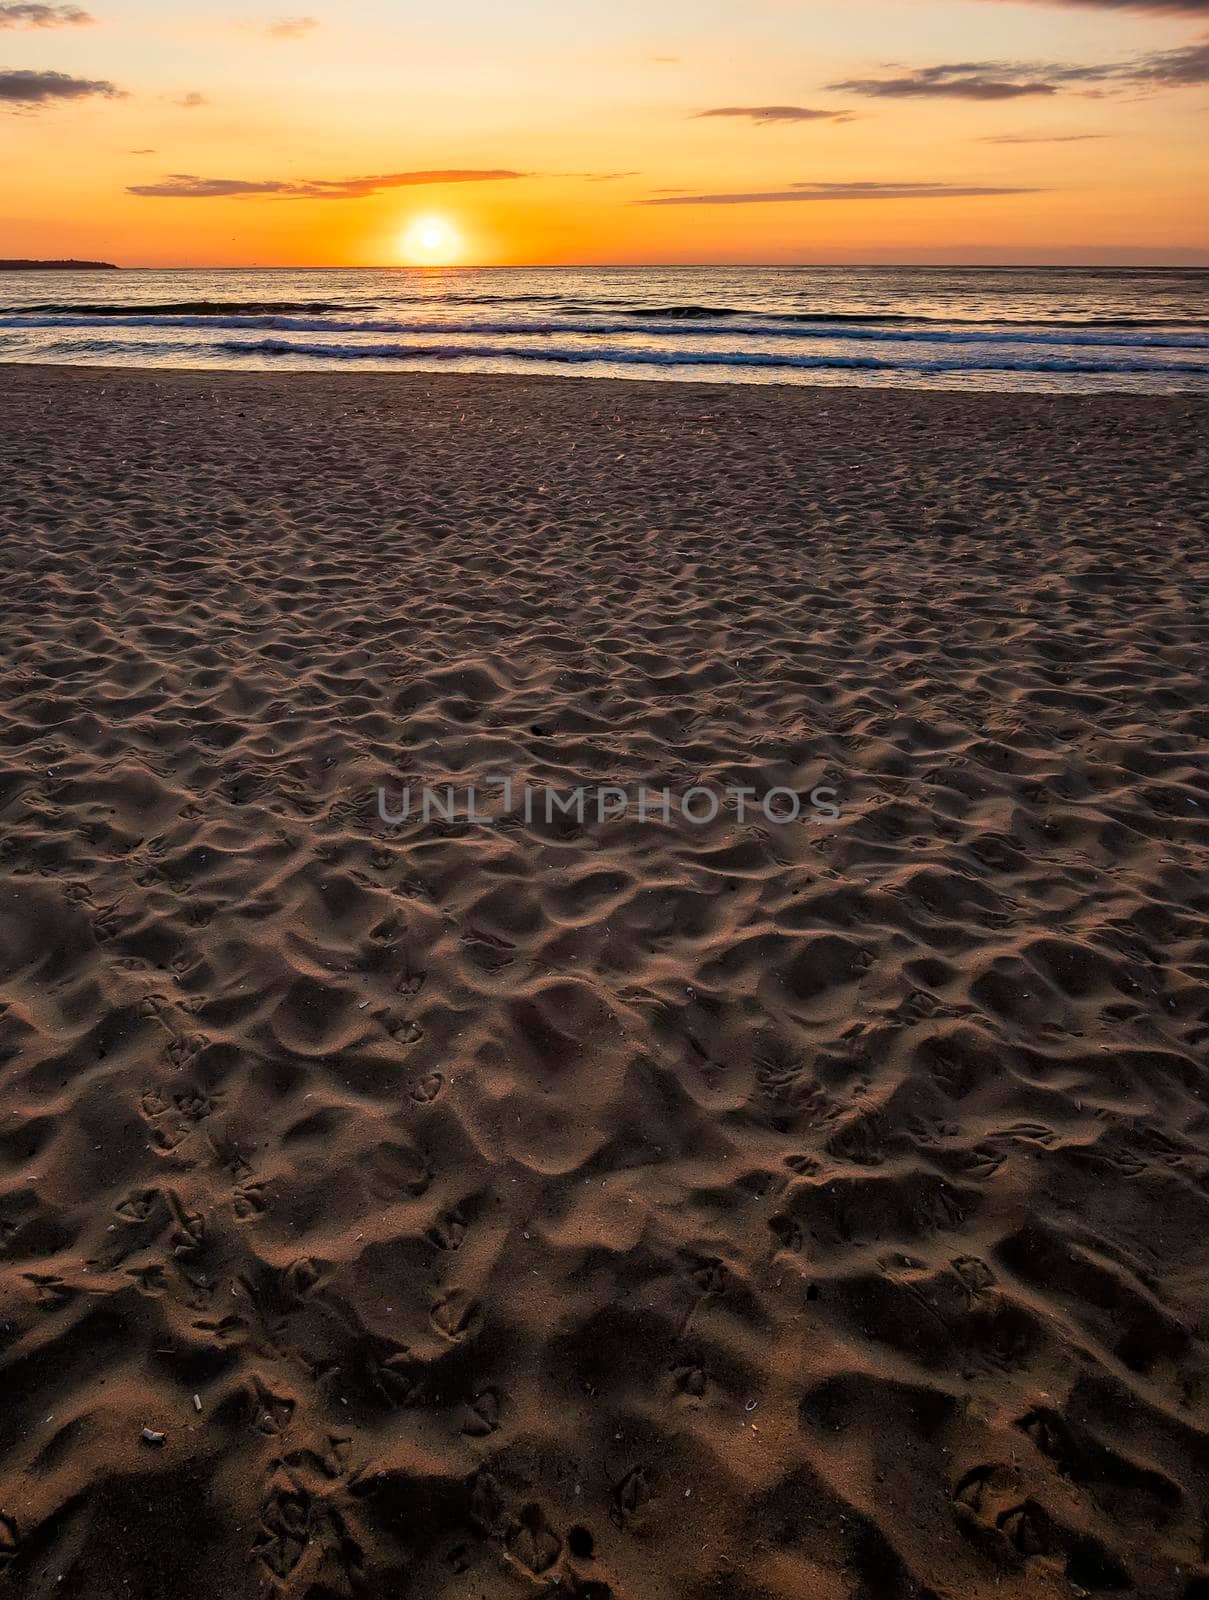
[6,355,1209,403]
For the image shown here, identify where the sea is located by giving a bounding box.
[1,264,1207,394]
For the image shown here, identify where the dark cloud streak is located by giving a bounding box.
[831,39,1209,98]
[129,168,526,199]
[977,0,1209,13]
[0,67,122,103]
[1127,38,1209,83]
[830,63,1059,98]
[696,104,855,122]
[0,2,92,25]
[975,130,1109,141]
[643,180,1041,205]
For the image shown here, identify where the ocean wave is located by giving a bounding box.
[215,336,1209,375]
[6,312,1208,351]
[625,305,739,319]
[592,304,1209,330]
[786,310,1209,330]
[3,300,370,317]
[412,291,582,306]
[8,298,1206,332]
[2,292,575,316]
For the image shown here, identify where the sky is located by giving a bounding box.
[0,0,1206,266]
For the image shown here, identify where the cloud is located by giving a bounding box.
[265,14,317,37]
[977,0,1209,11]
[831,63,1060,98]
[128,168,526,199]
[0,2,92,25]
[830,40,1209,98]
[173,90,207,106]
[975,130,1109,141]
[643,180,1041,204]
[129,176,290,197]
[696,104,855,123]
[1127,37,1209,83]
[0,67,122,104]
[556,169,640,180]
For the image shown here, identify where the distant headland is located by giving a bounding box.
[0,259,119,271]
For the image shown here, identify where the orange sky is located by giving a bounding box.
[1,0,1206,265]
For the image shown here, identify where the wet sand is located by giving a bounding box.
[1,363,1208,1600]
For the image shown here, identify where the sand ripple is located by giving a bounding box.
[0,368,1207,1598]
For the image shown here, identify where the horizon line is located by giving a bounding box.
[34,257,1209,271]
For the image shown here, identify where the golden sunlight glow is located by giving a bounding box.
[401,214,461,265]
[3,0,1204,269]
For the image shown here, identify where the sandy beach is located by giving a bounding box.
[1,362,1208,1600]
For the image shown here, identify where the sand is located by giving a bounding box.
[0,363,1208,1600]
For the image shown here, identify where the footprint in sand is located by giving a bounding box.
[387,1016,424,1045]
[611,1466,653,1529]
[431,1288,480,1341]
[233,1182,268,1220]
[0,1513,19,1561]
[255,1484,312,1578]
[460,1388,500,1436]
[506,1504,562,1575]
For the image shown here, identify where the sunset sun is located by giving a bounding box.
[401,214,460,265]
